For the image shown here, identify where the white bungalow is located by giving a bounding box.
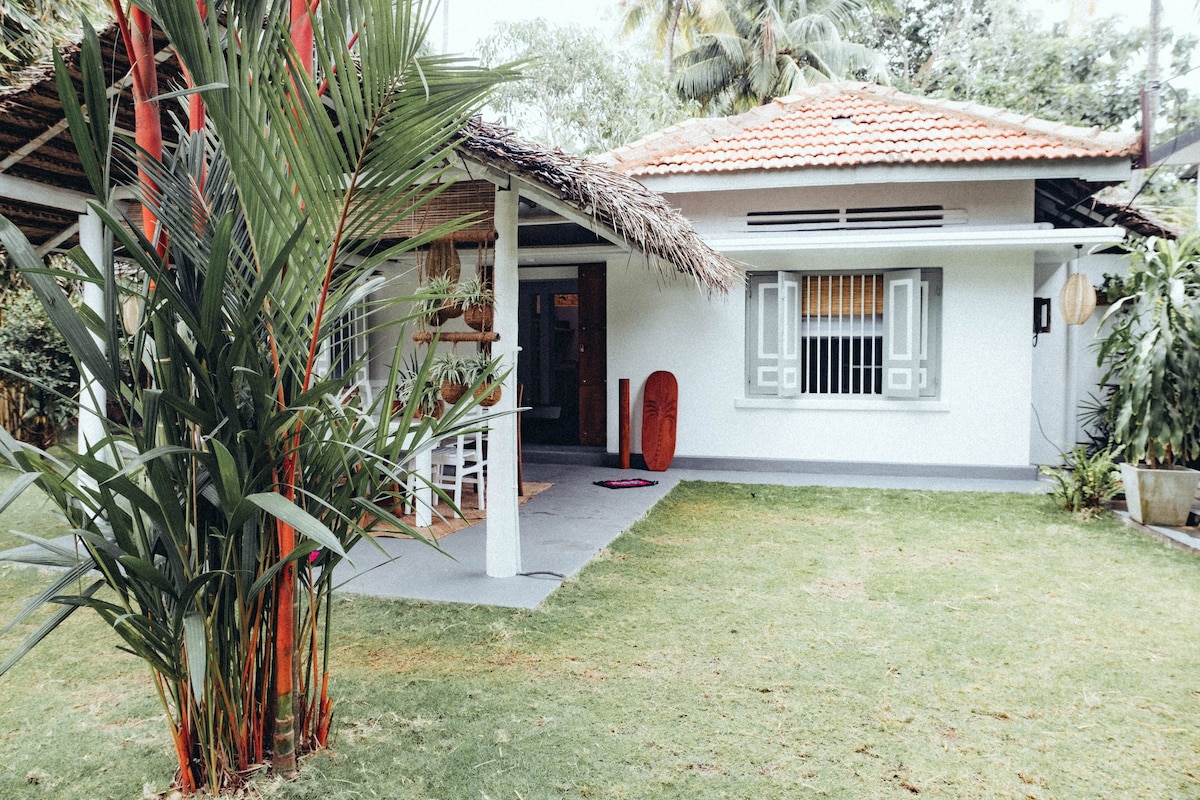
[587,82,1147,477]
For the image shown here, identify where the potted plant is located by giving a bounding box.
[1097,233,1200,526]
[459,275,494,331]
[397,357,444,419]
[467,351,502,407]
[414,274,462,327]
[431,351,473,405]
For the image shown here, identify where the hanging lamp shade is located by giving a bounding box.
[1060,272,1097,325]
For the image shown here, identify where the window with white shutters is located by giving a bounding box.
[747,269,941,399]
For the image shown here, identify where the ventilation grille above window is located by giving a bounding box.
[746,205,967,232]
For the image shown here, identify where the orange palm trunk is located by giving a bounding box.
[271,0,318,777]
[128,6,165,255]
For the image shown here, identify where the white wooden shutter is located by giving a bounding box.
[777,271,800,397]
[747,272,799,396]
[883,268,921,399]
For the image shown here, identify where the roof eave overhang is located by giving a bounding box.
[630,157,1134,194]
[709,225,1125,262]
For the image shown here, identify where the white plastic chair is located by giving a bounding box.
[428,417,487,511]
[404,410,487,515]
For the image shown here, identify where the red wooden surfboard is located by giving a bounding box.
[641,371,678,472]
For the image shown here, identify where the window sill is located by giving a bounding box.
[735,397,950,412]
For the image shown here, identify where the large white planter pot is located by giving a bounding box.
[1120,463,1200,526]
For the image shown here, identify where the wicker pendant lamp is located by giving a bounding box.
[1060,245,1096,326]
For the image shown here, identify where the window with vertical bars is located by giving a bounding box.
[798,274,883,395]
[746,269,941,399]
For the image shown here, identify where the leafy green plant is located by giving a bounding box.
[431,350,472,404]
[0,2,513,794]
[398,352,445,418]
[466,350,500,383]
[414,274,461,326]
[1039,445,1122,520]
[0,281,78,445]
[1096,233,1200,468]
[457,275,494,308]
[1096,272,1130,306]
[431,351,473,385]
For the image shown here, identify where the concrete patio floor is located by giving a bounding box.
[334,462,1047,609]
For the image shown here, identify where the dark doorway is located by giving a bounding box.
[518,265,606,446]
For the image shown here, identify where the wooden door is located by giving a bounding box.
[577,264,607,446]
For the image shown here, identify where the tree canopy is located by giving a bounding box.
[671,0,887,115]
[849,0,1197,132]
[477,19,695,155]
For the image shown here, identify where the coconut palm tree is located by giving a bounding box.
[620,0,724,73]
[674,0,887,115]
[0,0,514,793]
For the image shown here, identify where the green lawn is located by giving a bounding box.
[2,481,1200,799]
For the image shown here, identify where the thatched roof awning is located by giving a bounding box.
[457,118,740,294]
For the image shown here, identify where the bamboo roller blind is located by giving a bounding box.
[375,180,496,242]
[801,274,884,317]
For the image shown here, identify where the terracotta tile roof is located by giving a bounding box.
[600,82,1139,177]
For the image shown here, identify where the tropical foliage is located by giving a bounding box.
[0,279,78,445]
[672,0,886,115]
[0,0,513,794]
[477,20,694,154]
[0,0,103,82]
[1096,233,1200,469]
[619,0,725,72]
[1039,445,1122,520]
[850,0,1197,132]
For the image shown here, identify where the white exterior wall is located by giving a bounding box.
[1029,252,1129,466]
[673,181,1033,235]
[605,180,1040,470]
[607,248,1034,468]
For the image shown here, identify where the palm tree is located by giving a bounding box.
[620,0,724,73]
[674,0,887,115]
[0,0,98,82]
[0,0,514,793]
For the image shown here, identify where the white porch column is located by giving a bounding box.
[77,206,107,456]
[486,185,521,578]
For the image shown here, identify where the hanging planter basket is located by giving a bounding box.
[475,383,502,407]
[421,239,462,283]
[412,398,445,420]
[428,300,463,326]
[440,380,469,405]
[463,303,493,331]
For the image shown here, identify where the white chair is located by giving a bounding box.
[428,419,487,511]
[403,410,487,516]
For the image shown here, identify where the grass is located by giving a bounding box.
[2,480,1200,798]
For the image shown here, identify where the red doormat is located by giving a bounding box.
[593,479,659,489]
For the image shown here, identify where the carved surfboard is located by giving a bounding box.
[641,371,678,472]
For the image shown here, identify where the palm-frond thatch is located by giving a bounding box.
[457,117,741,294]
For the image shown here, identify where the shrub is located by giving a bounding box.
[1039,445,1122,520]
[0,282,78,445]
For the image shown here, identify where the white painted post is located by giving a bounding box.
[414,445,432,528]
[486,185,521,578]
[77,206,107,457]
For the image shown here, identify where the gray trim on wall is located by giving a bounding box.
[522,445,1039,481]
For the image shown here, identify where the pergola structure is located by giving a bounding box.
[0,25,738,579]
